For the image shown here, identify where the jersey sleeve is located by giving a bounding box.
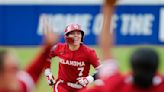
[25,45,52,84]
[17,71,35,92]
[44,44,59,69]
[88,49,100,68]
[98,59,119,80]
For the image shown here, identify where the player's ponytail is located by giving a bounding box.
[130,48,159,88]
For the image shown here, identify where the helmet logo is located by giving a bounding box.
[66,24,81,32]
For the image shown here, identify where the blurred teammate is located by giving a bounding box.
[44,23,101,92]
[0,15,58,92]
[79,0,164,92]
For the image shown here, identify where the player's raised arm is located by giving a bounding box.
[99,0,117,61]
[98,0,120,79]
[24,14,59,85]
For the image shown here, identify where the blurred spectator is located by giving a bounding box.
[79,0,164,92]
[0,14,59,92]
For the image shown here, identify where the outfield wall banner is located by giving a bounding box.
[0,4,164,45]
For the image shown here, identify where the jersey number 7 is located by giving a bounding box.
[78,67,84,76]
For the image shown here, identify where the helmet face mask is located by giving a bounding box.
[64,24,84,44]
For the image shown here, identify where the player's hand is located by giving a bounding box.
[77,76,94,87]
[105,0,117,6]
[45,68,55,86]
[41,14,60,46]
[46,73,55,86]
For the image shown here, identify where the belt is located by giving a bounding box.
[58,79,83,89]
[67,82,83,89]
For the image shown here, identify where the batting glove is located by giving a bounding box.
[44,68,55,86]
[77,75,94,87]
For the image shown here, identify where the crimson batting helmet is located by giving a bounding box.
[64,24,84,42]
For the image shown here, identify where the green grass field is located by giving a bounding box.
[14,46,164,92]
